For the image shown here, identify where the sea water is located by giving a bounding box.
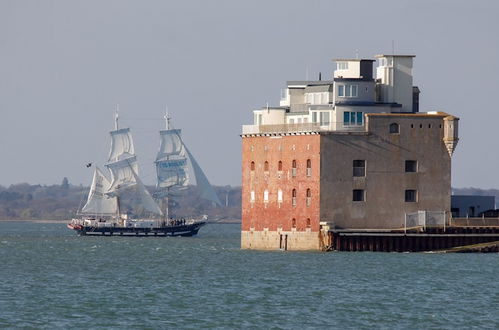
[0,222,498,329]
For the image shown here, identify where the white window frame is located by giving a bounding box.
[338,85,358,98]
[337,62,348,70]
[320,111,330,126]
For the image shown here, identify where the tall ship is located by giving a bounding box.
[68,111,221,236]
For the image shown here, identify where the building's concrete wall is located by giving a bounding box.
[241,134,321,250]
[261,108,286,125]
[241,229,321,250]
[320,114,451,229]
[334,80,375,104]
[334,61,360,78]
[376,56,414,112]
[289,88,305,106]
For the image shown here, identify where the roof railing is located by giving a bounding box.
[242,122,365,135]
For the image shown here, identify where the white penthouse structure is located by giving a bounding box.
[245,55,420,134]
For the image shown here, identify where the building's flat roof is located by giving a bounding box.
[374,54,416,58]
[305,85,334,93]
[334,77,374,82]
[287,80,334,87]
[254,106,288,112]
[334,58,375,62]
[335,102,401,107]
[367,111,453,118]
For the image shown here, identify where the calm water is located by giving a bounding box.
[0,222,498,329]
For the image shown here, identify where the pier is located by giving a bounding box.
[325,225,499,252]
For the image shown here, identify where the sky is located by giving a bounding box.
[0,0,498,188]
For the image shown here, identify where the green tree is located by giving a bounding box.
[61,177,69,189]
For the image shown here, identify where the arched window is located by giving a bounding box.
[292,160,297,177]
[277,189,283,203]
[278,161,283,171]
[250,161,255,171]
[250,191,255,203]
[306,159,312,177]
[263,189,269,203]
[306,218,311,228]
[306,188,311,206]
[292,189,297,206]
[264,161,269,172]
[292,218,296,228]
[389,123,400,134]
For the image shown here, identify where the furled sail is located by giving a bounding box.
[81,167,118,215]
[106,127,139,194]
[155,129,190,189]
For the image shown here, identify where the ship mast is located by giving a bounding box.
[164,109,170,220]
[114,106,122,221]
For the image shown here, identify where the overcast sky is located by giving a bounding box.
[1,0,498,188]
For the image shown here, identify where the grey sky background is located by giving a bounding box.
[0,0,498,188]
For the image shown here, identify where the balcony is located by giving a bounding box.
[241,122,366,135]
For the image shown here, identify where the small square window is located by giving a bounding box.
[353,189,365,202]
[405,190,417,202]
[405,160,417,173]
[353,160,366,177]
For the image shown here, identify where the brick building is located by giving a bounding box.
[241,55,459,251]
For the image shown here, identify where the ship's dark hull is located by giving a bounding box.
[67,221,206,237]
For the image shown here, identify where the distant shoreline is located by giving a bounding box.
[0,219,68,223]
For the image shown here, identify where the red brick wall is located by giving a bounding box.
[241,134,321,232]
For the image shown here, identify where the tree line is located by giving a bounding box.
[0,178,241,221]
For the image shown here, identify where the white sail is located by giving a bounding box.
[156,159,190,188]
[106,157,139,193]
[132,170,164,216]
[81,167,118,215]
[184,145,222,206]
[108,128,135,162]
[157,129,184,159]
[106,126,140,194]
[155,129,190,189]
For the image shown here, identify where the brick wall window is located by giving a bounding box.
[306,188,311,206]
[306,218,311,228]
[292,189,297,206]
[278,161,283,171]
[264,161,269,172]
[250,190,255,203]
[292,160,297,177]
[292,218,296,228]
[353,160,366,177]
[405,160,417,173]
[390,123,400,134]
[250,161,255,171]
[353,189,365,202]
[263,190,269,203]
[277,189,283,203]
[405,190,417,202]
[306,159,312,177]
